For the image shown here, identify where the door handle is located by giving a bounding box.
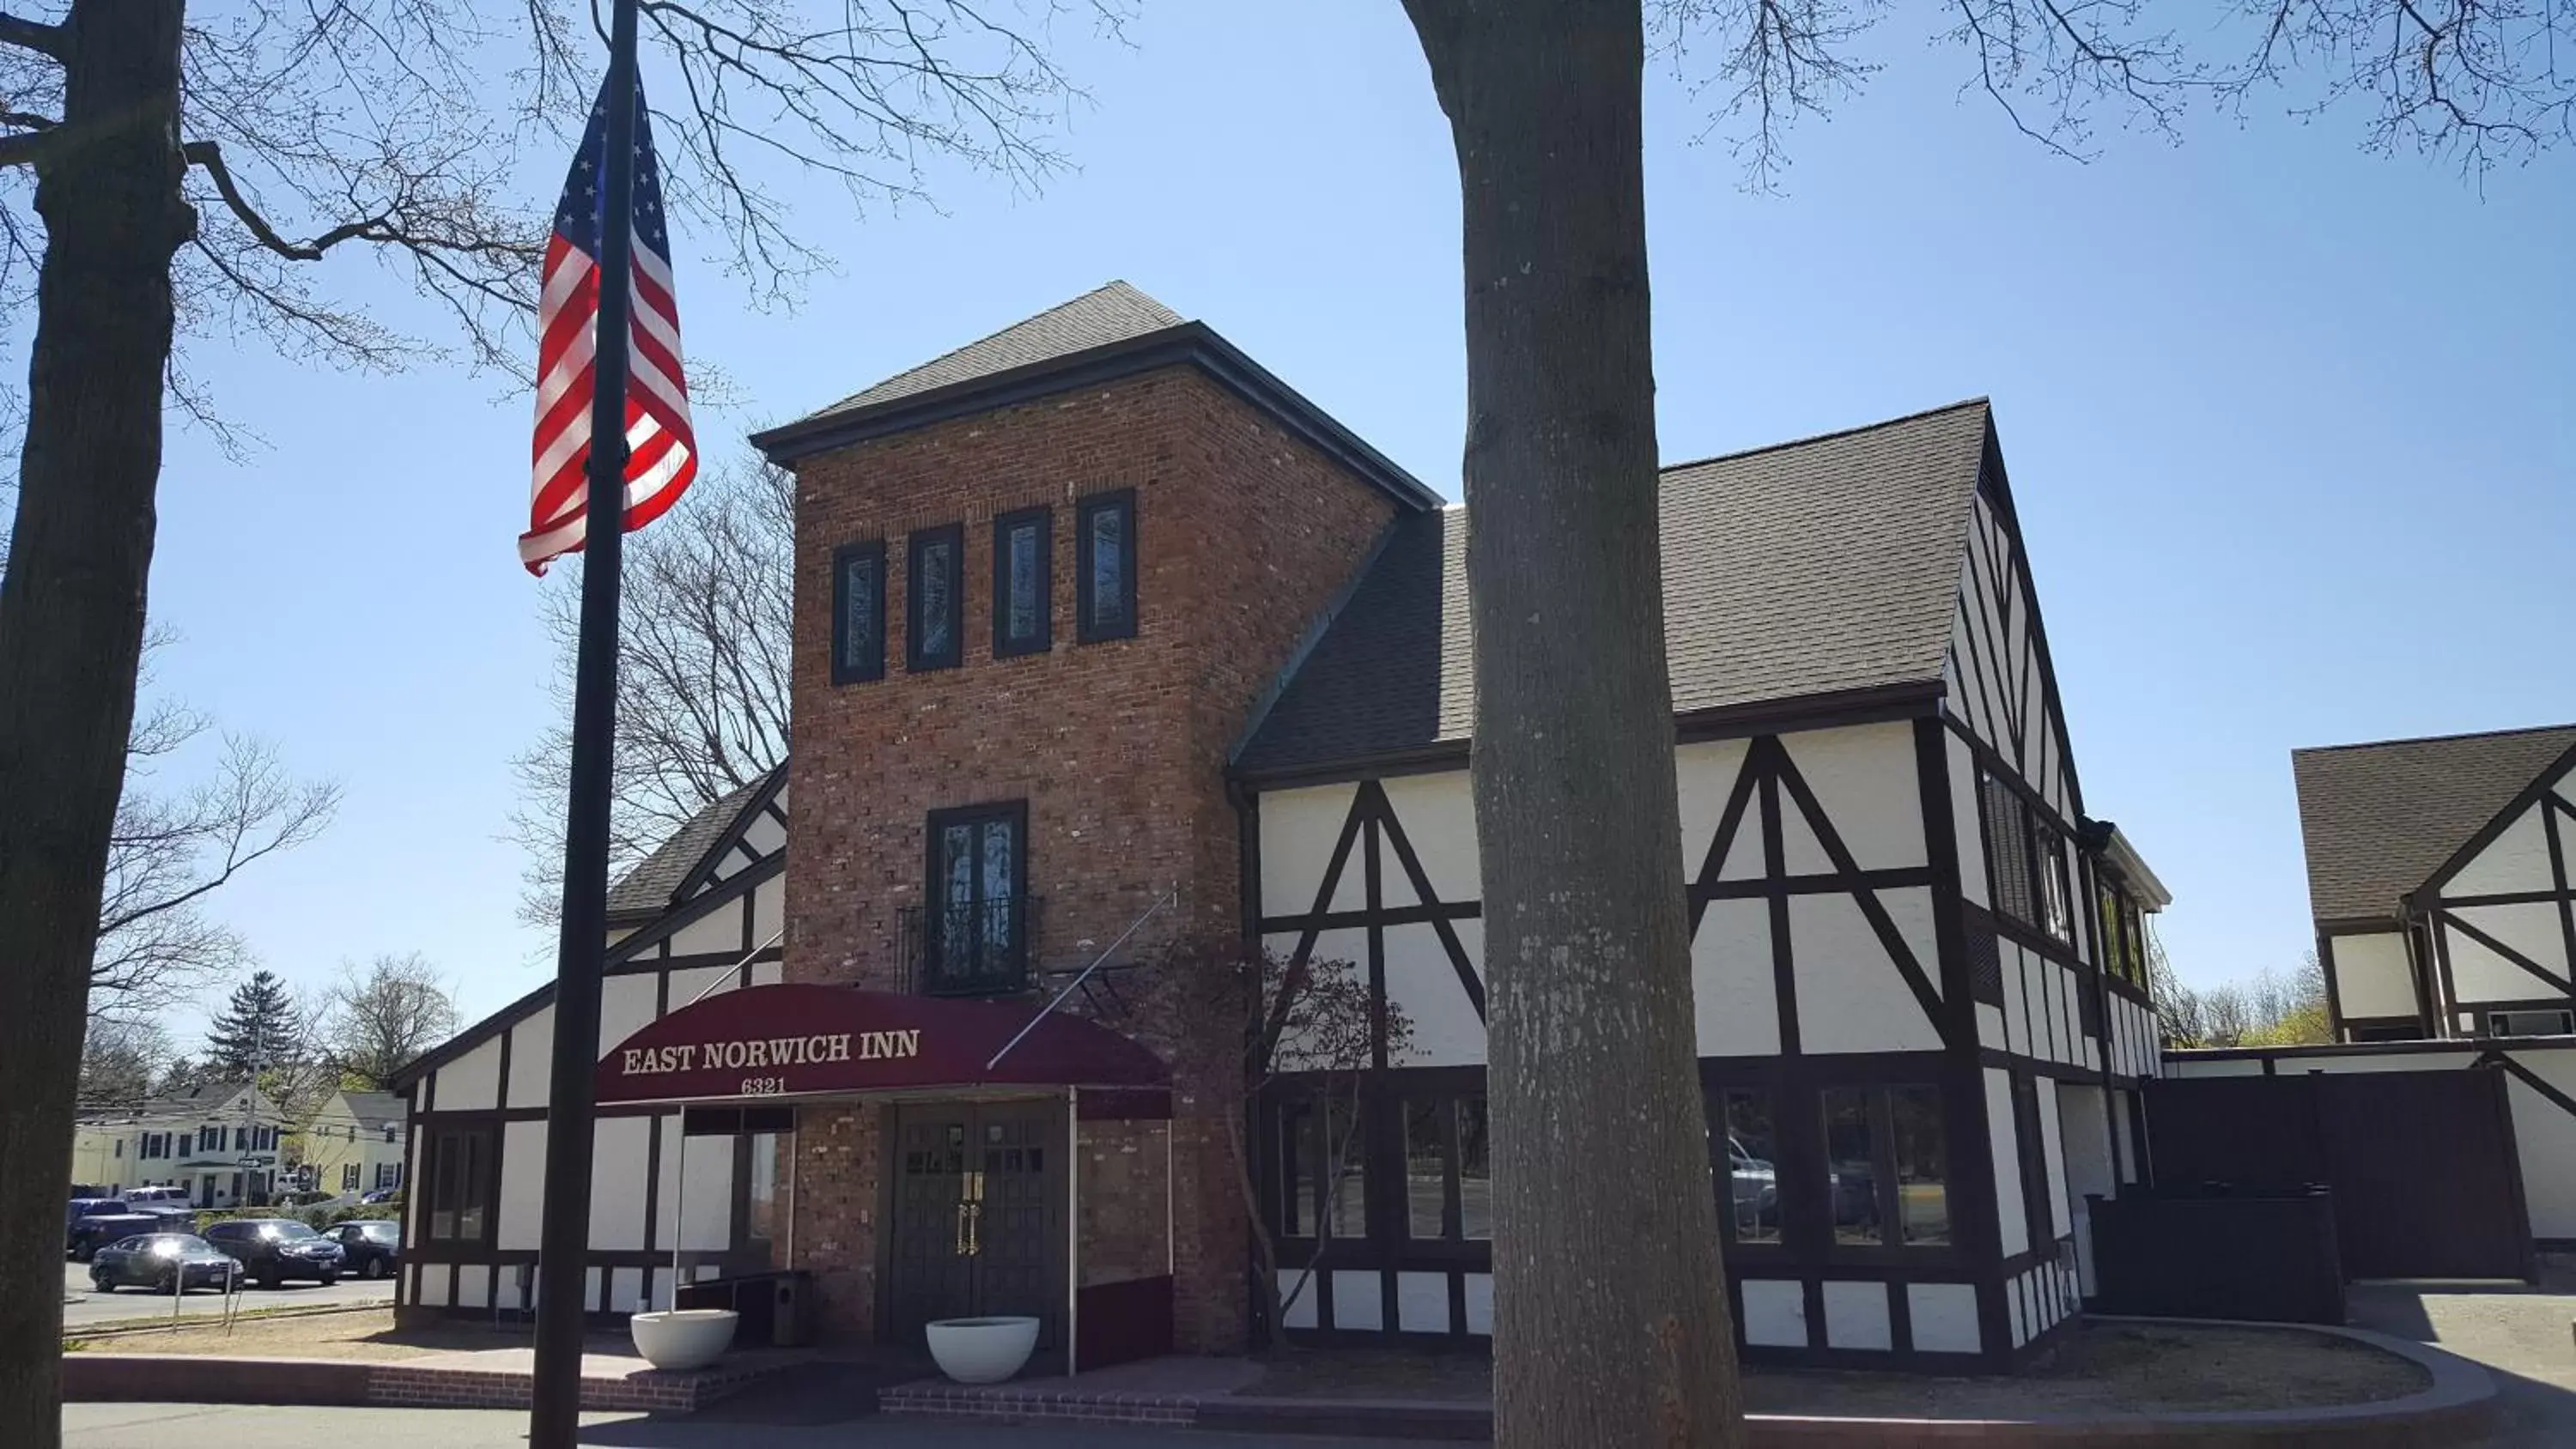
[955,1200,971,1257]
[966,1202,982,1257]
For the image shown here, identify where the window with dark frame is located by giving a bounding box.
[2488,1009,2575,1038]
[1980,773,2037,927]
[991,507,1052,658]
[831,540,886,684]
[1820,1083,1950,1251]
[2035,821,2074,944]
[907,524,963,671]
[1074,490,1137,642]
[1277,1094,1369,1240]
[922,800,1027,996]
[424,1124,495,1243]
[1400,1094,1492,1243]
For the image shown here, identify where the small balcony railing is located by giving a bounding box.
[897,895,1042,997]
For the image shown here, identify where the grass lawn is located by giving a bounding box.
[1248,1321,2432,1417]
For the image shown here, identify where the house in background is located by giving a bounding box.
[69,1080,288,1206]
[2294,724,2576,1043]
[394,282,2168,1374]
[301,1088,410,1196]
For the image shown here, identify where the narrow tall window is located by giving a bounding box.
[1890,1086,1950,1245]
[991,506,1052,658]
[1823,1089,1881,1245]
[1075,489,1137,642]
[832,540,885,684]
[2035,822,2073,943]
[425,1125,493,1243]
[908,524,963,671]
[1720,1089,1782,1246]
[1981,773,2038,928]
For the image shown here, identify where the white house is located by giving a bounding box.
[2294,724,2576,1042]
[71,1079,289,1206]
[301,1088,410,1196]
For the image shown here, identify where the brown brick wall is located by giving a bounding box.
[782,364,1401,1350]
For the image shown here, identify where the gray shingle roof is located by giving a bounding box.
[336,1090,405,1131]
[605,771,776,919]
[806,281,1185,419]
[1234,399,1993,773]
[2293,724,2576,923]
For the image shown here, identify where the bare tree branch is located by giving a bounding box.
[0,10,66,61]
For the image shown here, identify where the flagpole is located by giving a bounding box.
[530,0,640,1440]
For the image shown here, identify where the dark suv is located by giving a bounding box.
[324,1221,400,1280]
[203,1218,344,1288]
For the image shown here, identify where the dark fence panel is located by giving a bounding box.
[2087,1185,2345,1324]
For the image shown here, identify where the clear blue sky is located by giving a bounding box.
[88,1,2573,1034]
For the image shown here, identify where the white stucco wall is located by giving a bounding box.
[2444,902,2570,1003]
[2331,933,2421,1020]
[2445,802,2556,898]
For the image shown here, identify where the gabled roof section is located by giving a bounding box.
[748,282,1440,512]
[1232,399,1993,776]
[2293,723,2576,924]
[820,281,1182,414]
[605,766,784,923]
[331,1090,406,1131]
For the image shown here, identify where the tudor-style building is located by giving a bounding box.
[2294,724,2576,1044]
[397,282,2166,1373]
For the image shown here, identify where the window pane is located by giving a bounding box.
[1722,1090,1781,1245]
[1456,1097,1491,1240]
[1404,1100,1445,1239]
[1278,1101,1313,1235]
[1890,1087,1949,1245]
[1006,524,1040,641]
[1089,505,1126,626]
[1823,1088,1880,1245]
[841,555,878,670]
[747,1132,781,1248]
[1324,1096,1366,1240]
[919,540,952,657]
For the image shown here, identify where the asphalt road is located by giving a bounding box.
[61,1405,1440,1448]
[61,1259,396,1331]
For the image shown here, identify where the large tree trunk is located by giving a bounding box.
[1400,3,1743,1444]
[0,0,194,1442]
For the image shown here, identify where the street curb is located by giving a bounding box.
[61,1351,808,1415]
[889,1320,2499,1446]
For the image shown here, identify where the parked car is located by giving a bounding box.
[65,1203,169,1262]
[358,1188,402,1205]
[202,1218,344,1288]
[324,1221,401,1279]
[88,1233,240,1295]
[123,1185,193,1211]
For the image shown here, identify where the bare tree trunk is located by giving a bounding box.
[0,2,195,1443]
[1400,3,1743,1443]
[1219,1102,1290,1343]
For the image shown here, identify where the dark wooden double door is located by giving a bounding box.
[888,1101,1064,1350]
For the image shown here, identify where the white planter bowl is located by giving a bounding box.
[925,1315,1041,1384]
[629,1308,738,1371]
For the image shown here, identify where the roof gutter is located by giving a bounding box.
[750,322,1443,514]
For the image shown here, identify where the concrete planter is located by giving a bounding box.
[925,1316,1041,1384]
[629,1308,738,1371]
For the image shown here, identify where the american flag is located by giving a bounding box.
[520,76,696,574]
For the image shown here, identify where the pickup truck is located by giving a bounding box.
[64,1196,195,1261]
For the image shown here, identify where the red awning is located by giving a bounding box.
[592,983,1170,1108]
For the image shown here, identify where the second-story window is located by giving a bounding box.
[1076,489,1137,642]
[908,524,963,671]
[833,540,886,685]
[992,506,1052,658]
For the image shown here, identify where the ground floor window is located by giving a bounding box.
[1718,1088,1783,1246]
[1400,1094,1491,1241]
[423,1124,495,1243]
[1823,1083,1950,1249]
[2487,1009,2573,1039]
[1276,1095,1369,1240]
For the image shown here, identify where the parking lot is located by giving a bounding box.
[62,1260,396,1331]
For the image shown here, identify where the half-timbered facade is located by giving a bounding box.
[1233,402,2167,1370]
[2293,724,2576,1043]
[405,284,2166,1374]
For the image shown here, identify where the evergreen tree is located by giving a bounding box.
[204,970,300,1078]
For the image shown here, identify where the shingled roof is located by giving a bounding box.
[810,281,1186,418]
[1233,398,1995,775]
[2292,724,2576,924]
[605,770,779,920]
